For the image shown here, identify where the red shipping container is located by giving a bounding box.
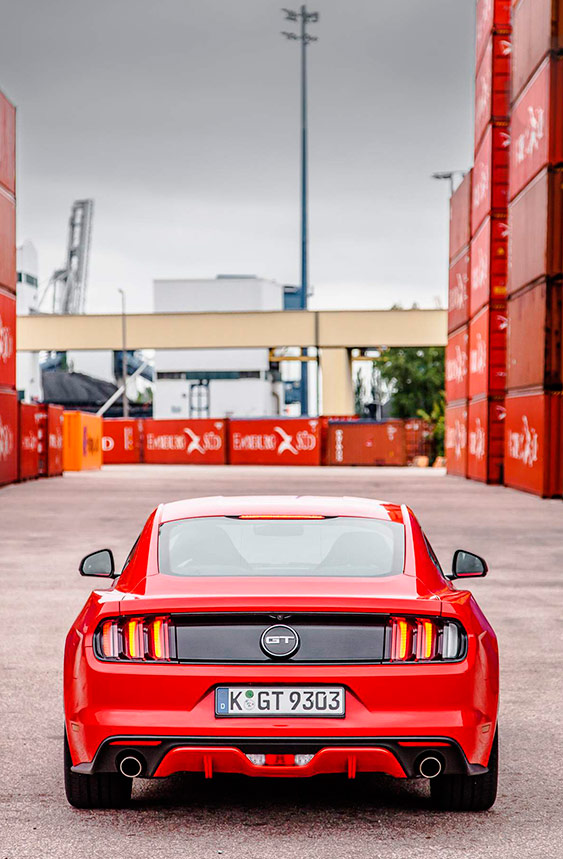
[468,305,508,399]
[508,167,563,294]
[144,419,226,464]
[325,421,406,467]
[470,216,509,317]
[37,404,65,476]
[511,0,563,100]
[0,90,16,195]
[477,0,512,69]
[510,56,563,200]
[102,419,143,464]
[472,124,510,234]
[449,171,472,262]
[229,418,320,466]
[445,326,469,403]
[507,279,562,389]
[467,397,506,484]
[0,191,16,295]
[448,248,470,333]
[475,34,512,151]
[18,402,39,481]
[445,402,468,477]
[0,388,17,485]
[0,288,15,388]
[504,387,562,496]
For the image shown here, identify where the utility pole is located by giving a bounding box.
[282,6,319,414]
[118,288,128,418]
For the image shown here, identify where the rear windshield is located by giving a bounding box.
[158,516,404,578]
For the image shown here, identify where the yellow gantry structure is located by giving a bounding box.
[17,309,447,416]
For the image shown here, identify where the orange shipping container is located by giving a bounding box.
[102,418,143,464]
[467,397,506,484]
[504,388,562,496]
[445,402,468,477]
[63,411,102,471]
[325,421,406,467]
[0,90,16,195]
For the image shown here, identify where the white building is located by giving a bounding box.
[153,276,285,419]
[16,241,42,401]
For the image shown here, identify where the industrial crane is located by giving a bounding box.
[38,199,94,314]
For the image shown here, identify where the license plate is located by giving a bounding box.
[215,686,345,717]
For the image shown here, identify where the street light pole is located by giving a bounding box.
[282,5,319,413]
[118,288,128,418]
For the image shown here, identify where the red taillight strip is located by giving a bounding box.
[109,740,162,746]
[237,514,326,520]
[397,741,450,748]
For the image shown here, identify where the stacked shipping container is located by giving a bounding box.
[0,89,17,486]
[467,0,511,483]
[446,174,471,476]
[504,0,563,495]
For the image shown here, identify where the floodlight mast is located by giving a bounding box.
[282,5,319,413]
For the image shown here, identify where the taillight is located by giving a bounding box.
[96,616,173,662]
[390,617,412,661]
[387,617,464,662]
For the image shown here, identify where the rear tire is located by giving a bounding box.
[64,731,132,809]
[430,730,498,811]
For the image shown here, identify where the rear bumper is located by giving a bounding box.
[72,734,487,779]
[65,641,498,776]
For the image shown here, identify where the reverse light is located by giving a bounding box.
[95,616,173,662]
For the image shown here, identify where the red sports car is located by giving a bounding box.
[64,496,498,811]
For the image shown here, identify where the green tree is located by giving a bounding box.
[375,347,444,418]
[374,347,445,456]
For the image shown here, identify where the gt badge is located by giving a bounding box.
[260,624,300,659]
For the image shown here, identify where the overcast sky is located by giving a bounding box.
[1,0,475,313]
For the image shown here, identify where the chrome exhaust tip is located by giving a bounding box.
[118,755,143,778]
[418,755,443,779]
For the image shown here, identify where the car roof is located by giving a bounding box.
[160,496,404,524]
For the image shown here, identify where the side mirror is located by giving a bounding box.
[79,549,116,578]
[450,549,488,579]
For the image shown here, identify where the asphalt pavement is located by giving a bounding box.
[1,464,562,858]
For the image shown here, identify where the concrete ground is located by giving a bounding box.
[1,465,562,859]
